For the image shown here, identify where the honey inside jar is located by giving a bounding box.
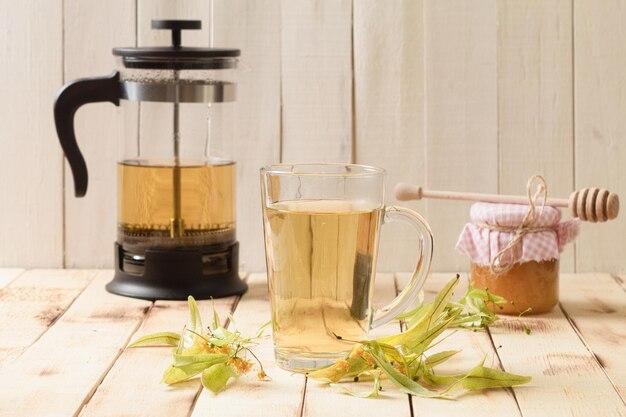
[470,260,559,315]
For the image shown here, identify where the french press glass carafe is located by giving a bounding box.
[54,20,247,300]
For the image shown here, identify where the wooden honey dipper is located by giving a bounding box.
[395,183,620,222]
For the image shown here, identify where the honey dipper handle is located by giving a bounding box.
[394,183,570,207]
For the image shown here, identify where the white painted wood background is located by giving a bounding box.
[1,0,624,274]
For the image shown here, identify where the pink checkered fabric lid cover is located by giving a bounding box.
[455,203,580,266]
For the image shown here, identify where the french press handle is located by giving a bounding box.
[53,71,121,197]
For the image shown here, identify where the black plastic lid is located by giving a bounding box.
[113,20,240,70]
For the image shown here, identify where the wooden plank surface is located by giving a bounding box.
[559,273,626,402]
[0,271,152,417]
[1,269,625,416]
[0,268,24,289]
[496,0,575,272]
[190,274,305,417]
[490,306,626,416]
[214,0,282,273]
[399,273,521,416]
[280,0,353,163]
[0,269,95,365]
[423,0,499,272]
[574,0,626,274]
[0,0,64,267]
[63,0,136,268]
[352,0,426,273]
[80,295,239,417]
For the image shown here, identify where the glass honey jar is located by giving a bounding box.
[456,203,579,315]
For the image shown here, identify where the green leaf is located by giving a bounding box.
[162,362,214,384]
[422,373,458,388]
[455,285,507,328]
[330,371,381,398]
[367,342,440,398]
[212,300,221,330]
[308,356,371,383]
[424,358,531,394]
[395,290,425,320]
[201,363,237,393]
[172,352,229,367]
[424,350,461,367]
[461,364,532,390]
[406,315,459,357]
[429,275,460,320]
[188,296,203,332]
[396,276,508,332]
[371,341,404,363]
[128,332,181,347]
[255,320,272,338]
[377,276,459,349]
[182,296,204,350]
[207,327,239,347]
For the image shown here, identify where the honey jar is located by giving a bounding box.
[456,203,579,315]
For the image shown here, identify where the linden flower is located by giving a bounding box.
[335,359,350,372]
[257,370,268,380]
[349,345,365,359]
[392,361,407,376]
[192,338,209,350]
[212,345,232,355]
[192,339,232,355]
[361,352,375,367]
[228,357,253,374]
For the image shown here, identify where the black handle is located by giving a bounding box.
[53,71,121,197]
[151,20,202,47]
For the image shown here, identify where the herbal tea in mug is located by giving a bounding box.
[260,164,434,372]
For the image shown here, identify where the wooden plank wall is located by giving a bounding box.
[0,0,624,274]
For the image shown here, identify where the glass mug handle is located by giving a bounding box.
[370,206,434,329]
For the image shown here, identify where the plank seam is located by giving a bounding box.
[485,326,524,417]
[185,379,205,417]
[571,0,577,273]
[610,274,626,292]
[558,302,626,406]
[0,269,28,290]
[278,2,284,163]
[350,0,356,165]
[75,301,155,417]
[61,0,67,269]
[11,270,98,363]
[495,0,501,197]
[394,274,415,417]
[298,376,308,417]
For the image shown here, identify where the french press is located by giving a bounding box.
[54,20,247,300]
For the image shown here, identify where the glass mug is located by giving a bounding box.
[260,163,433,372]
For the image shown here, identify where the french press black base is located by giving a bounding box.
[106,242,246,301]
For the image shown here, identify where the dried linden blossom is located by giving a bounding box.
[129,296,270,394]
[308,276,531,398]
[129,276,530,398]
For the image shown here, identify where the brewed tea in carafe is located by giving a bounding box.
[54,20,247,300]
[117,160,236,268]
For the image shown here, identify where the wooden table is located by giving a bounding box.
[0,269,624,417]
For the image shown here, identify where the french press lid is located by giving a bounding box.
[113,20,240,70]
